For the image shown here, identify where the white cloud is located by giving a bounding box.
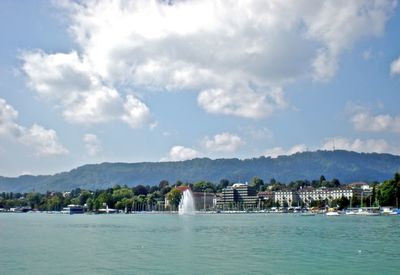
[36,0,394,119]
[20,51,155,128]
[264,144,307,158]
[83,134,102,156]
[204,132,244,153]
[351,110,400,133]
[162,145,200,161]
[198,87,286,119]
[390,57,400,76]
[0,98,23,137]
[321,136,399,154]
[0,98,68,156]
[19,124,69,156]
[122,95,154,129]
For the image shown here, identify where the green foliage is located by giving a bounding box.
[167,188,182,208]
[192,181,215,193]
[378,173,400,207]
[250,177,264,191]
[1,151,400,192]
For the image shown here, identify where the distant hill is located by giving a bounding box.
[1,150,400,192]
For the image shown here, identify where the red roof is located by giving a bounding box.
[175,186,190,192]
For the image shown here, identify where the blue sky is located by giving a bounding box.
[0,0,400,176]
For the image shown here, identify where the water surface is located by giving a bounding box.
[0,213,399,274]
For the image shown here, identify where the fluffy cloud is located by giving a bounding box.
[32,0,394,119]
[20,51,154,128]
[162,145,200,161]
[351,110,400,133]
[321,136,399,154]
[204,132,244,153]
[198,87,286,119]
[390,57,400,76]
[83,134,102,156]
[264,144,307,158]
[0,98,68,156]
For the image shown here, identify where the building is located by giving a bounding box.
[217,183,258,210]
[274,190,299,207]
[165,187,216,211]
[61,204,84,214]
[348,182,373,199]
[192,192,216,211]
[298,188,353,206]
[257,191,274,201]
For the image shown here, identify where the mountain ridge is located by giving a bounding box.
[1,150,400,192]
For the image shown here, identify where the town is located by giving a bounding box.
[1,173,399,216]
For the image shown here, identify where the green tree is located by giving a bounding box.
[26,192,41,209]
[167,188,182,209]
[47,195,62,211]
[79,190,92,206]
[133,185,148,196]
[251,176,264,191]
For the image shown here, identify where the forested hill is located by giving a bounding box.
[1,150,400,192]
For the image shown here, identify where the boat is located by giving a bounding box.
[381,207,399,215]
[345,210,357,215]
[355,208,380,216]
[61,204,84,214]
[326,211,340,216]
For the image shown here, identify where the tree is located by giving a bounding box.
[167,188,182,209]
[251,177,264,191]
[378,176,398,206]
[79,190,92,206]
[26,192,41,209]
[338,196,350,210]
[331,178,341,187]
[134,185,148,196]
[159,180,169,189]
[47,195,62,211]
[192,181,215,193]
[217,179,229,192]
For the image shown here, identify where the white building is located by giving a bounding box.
[274,190,299,206]
[298,188,353,205]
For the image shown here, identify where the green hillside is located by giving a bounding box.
[1,150,399,192]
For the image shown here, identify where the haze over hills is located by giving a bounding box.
[1,150,400,193]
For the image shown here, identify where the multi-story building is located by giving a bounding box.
[217,183,258,210]
[274,190,299,206]
[298,187,354,205]
[192,192,216,211]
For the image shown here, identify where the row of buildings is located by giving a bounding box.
[215,182,372,209]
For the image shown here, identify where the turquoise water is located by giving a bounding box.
[0,213,399,274]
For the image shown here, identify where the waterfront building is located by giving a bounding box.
[217,183,258,210]
[192,192,216,211]
[348,182,373,198]
[298,187,353,205]
[257,191,274,201]
[61,204,84,214]
[274,190,299,207]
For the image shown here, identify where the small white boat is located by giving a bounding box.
[345,210,357,215]
[326,211,340,216]
[355,208,380,216]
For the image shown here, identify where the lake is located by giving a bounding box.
[0,213,399,274]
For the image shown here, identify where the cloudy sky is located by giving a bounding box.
[1,0,400,176]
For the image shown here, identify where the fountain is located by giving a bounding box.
[178,189,196,215]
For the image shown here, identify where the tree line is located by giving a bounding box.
[0,173,399,211]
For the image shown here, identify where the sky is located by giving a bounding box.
[0,0,400,177]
